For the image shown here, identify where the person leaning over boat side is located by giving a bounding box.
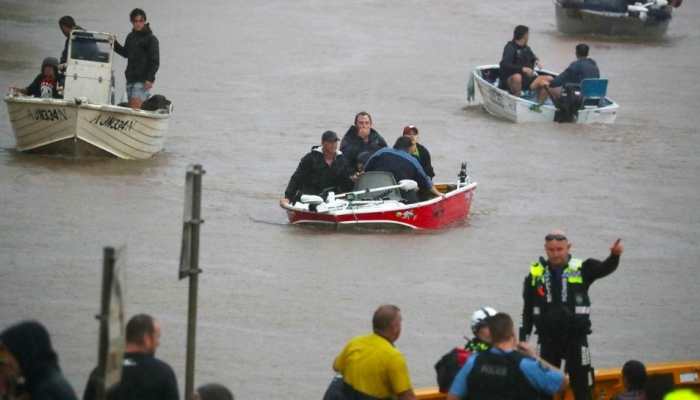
[447,313,566,400]
[332,305,417,400]
[281,130,354,205]
[542,44,600,102]
[83,314,179,400]
[9,57,62,99]
[0,320,78,400]
[435,307,497,393]
[114,8,159,110]
[339,111,388,171]
[402,125,435,179]
[364,136,444,202]
[499,25,552,97]
[520,231,624,400]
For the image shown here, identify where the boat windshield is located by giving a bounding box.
[353,171,403,201]
[71,32,111,63]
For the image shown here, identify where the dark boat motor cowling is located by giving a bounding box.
[554,84,583,123]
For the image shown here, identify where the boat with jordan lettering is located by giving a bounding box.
[554,0,683,38]
[467,64,618,124]
[280,164,477,230]
[4,30,171,159]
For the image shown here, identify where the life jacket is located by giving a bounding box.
[466,350,540,400]
[529,258,592,337]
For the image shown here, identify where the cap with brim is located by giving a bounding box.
[321,130,339,142]
[402,125,418,136]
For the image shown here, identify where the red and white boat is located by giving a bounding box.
[280,165,477,230]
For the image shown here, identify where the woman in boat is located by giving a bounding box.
[10,57,62,99]
[402,125,435,178]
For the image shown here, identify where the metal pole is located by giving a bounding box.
[184,165,203,400]
[97,247,115,400]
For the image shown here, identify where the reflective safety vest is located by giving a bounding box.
[528,258,592,336]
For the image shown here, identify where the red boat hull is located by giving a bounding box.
[282,183,477,230]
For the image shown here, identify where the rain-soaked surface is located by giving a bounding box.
[1,0,699,398]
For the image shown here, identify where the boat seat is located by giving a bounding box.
[353,171,403,201]
[580,78,608,107]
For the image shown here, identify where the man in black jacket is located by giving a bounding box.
[499,25,552,97]
[114,8,159,109]
[520,231,624,400]
[281,131,354,205]
[339,111,388,171]
[83,314,179,400]
[402,125,435,178]
[543,44,600,102]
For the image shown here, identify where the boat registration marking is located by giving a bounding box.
[90,114,135,132]
[28,108,69,121]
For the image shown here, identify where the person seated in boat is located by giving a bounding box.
[364,136,444,203]
[340,111,388,171]
[542,43,600,102]
[402,125,435,178]
[281,130,354,205]
[9,57,62,99]
[499,25,552,98]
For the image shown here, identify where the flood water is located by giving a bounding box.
[1,0,699,398]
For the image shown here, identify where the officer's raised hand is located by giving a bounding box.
[610,238,623,256]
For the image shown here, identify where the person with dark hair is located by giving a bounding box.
[331,305,416,400]
[0,320,78,400]
[339,111,388,170]
[615,360,647,400]
[281,130,354,205]
[447,313,565,400]
[543,43,600,102]
[10,57,62,98]
[195,383,234,400]
[402,125,435,178]
[499,25,552,98]
[83,314,179,400]
[435,307,497,393]
[520,231,624,400]
[364,136,444,202]
[58,16,84,66]
[114,8,159,109]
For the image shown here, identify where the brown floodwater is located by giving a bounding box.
[1,0,699,398]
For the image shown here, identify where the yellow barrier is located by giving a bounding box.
[415,360,700,400]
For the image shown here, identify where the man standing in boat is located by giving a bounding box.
[499,25,552,98]
[114,8,159,109]
[520,231,624,400]
[281,130,354,205]
[542,44,600,102]
[340,111,388,171]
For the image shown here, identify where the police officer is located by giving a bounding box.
[520,230,624,400]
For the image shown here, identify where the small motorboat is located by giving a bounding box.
[415,359,700,399]
[467,64,619,124]
[554,0,683,38]
[4,30,171,159]
[280,164,477,230]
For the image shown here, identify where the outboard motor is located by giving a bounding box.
[554,85,583,123]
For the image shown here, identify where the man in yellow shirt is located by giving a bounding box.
[332,304,416,400]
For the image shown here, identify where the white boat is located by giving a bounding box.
[554,0,681,38]
[467,64,619,124]
[4,30,171,159]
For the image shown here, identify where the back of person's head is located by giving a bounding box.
[0,320,58,382]
[126,314,155,345]
[354,111,372,126]
[58,16,76,29]
[372,304,400,333]
[393,136,414,151]
[486,313,515,344]
[196,383,234,400]
[514,25,529,41]
[576,43,590,58]
[130,8,147,21]
[622,360,647,391]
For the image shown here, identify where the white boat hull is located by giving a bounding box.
[470,65,618,124]
[5,96,169,159]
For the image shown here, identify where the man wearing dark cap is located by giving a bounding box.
[281,131,354,205]
[520,230,624,400]
[402,125,435,178]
